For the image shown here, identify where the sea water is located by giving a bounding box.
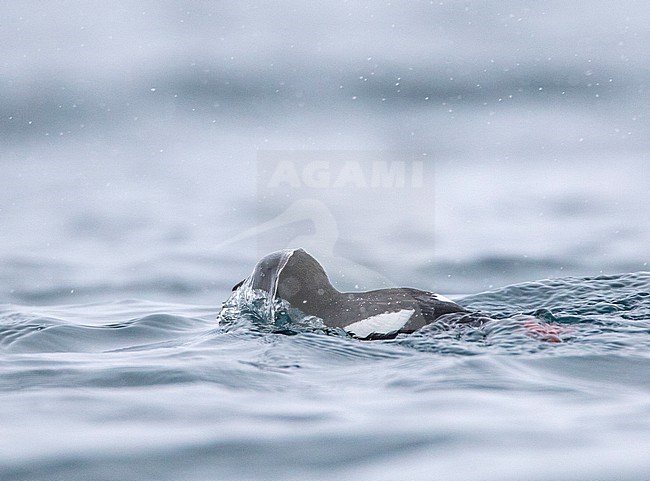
[2,273,650,480]
[2,2,650,480]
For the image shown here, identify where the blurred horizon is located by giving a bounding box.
[1,1,649,304]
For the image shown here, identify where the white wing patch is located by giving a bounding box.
[344,309,415,338]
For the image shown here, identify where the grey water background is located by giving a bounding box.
[1,2,650,480]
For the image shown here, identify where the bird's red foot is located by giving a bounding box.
[522,319,571,343]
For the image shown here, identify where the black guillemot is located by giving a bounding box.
[231,248,468,339]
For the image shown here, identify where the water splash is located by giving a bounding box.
[218,280,328,336]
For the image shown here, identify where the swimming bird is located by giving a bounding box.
[231,248,468,339]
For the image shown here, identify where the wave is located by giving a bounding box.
[3,270,649,363]
[0,301,217,354]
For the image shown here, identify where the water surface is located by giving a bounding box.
[2,2,650,480]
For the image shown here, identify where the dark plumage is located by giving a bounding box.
[233,248,468,339]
